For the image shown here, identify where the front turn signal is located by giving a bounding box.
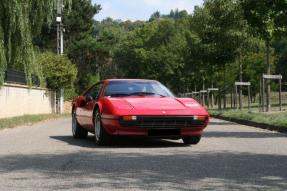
[122,116,137,121]
[193,116,206,121]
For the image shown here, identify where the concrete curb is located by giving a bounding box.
[212,115,287,134]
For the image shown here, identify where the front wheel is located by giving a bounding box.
[94,110,111,145]
[182,136,201,145]
[72,110,88,139]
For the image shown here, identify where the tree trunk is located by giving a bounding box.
[211,82,214,108]
[202,77,205,106]
[223,64,226,109]
[266,40,271,112]
[239,54,243,110]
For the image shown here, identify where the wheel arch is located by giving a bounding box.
[93,102,103,114]
[92,102,103,123]
[72,104,76,113]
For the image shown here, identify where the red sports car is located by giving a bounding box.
[72,79,209,145]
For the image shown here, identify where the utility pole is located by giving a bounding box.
[57,0,64,114]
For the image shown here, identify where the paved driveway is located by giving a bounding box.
[0,118,286,190]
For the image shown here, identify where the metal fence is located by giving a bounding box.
[4,70,40,87]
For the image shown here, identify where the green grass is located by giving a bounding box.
[210,110,287,128]
[0,113,70,130]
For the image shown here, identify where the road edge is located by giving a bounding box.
[0,114,71,131]
[211,115,287,134]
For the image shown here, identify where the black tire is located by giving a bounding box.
[94,109,111,145]
[72,109,88,139]
[182,136,201,145]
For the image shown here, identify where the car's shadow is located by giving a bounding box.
[50,135,188,148]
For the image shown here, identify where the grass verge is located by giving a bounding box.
[0,113,70,130]
[210,110,287,129]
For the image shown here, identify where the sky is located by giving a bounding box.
[92,0,204,21]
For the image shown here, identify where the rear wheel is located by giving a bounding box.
[94,109,111,145]
[72,109,88,139]
[182,136,201,145]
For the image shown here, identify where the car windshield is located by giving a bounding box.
[104,81,175,98]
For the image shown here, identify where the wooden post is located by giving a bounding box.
[235,85,238,110]
[202,93,205,106]
[279,79,282,111]
[262,77,265,112]
[233,87,236,109]
[259,78,262,112]
[210,92,214,109]
[207,91,210,108]
[248,85,251,112]
[230,90,233,109]
[211,91,214,108]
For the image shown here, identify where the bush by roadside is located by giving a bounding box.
[0,114,70,130]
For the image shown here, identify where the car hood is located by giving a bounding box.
[107,97,208,116]
[124,97,185,110]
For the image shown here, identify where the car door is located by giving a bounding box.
[80,82,104,130]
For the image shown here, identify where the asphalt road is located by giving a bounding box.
[0,118,287,191]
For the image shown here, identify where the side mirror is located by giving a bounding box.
[85,95,94,102]
[77,96,87,107]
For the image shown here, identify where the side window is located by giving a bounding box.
[85,83,104,100]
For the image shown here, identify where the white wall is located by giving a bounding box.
[0,83,56,119]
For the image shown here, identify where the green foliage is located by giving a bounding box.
[114,1,267,94]
[242,51,266,96]
[2,0,286,101]
[240,0,287,41]
[68,36,106,92]
[274,37,287,84]
[63,0,101,45]
[149,9,189,21]
[64,86,77,101]
[0,0,72,85]
[115,18,190,92]
[37,52,77,91]
[35,0,102,93]
[192,0,247,68]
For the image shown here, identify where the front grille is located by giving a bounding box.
[119,116,207,128]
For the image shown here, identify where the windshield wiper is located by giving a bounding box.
[109,93,131,97]
[129,92,167,97]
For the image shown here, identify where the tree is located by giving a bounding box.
[93,18,139,80]
[241,0,287,111]
[37,52,77,100]
[191,0,247,108]
[35,0,101,93]
[274,37,287,85]
[0,0,72,85]
[68,36,109,92]
[149,11,161,21]
[63,0,101,47]
[115,18,190,92]
[34,0,101,51]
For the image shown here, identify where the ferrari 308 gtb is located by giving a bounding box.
[72,79,209,145]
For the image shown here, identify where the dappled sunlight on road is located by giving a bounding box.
[0,118,287,190]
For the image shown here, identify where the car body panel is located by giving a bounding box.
[72,79,209,138]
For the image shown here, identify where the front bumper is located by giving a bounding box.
[101,115,209,137]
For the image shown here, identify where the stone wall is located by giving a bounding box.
[0,83,56,119]
[64,101,72,114]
